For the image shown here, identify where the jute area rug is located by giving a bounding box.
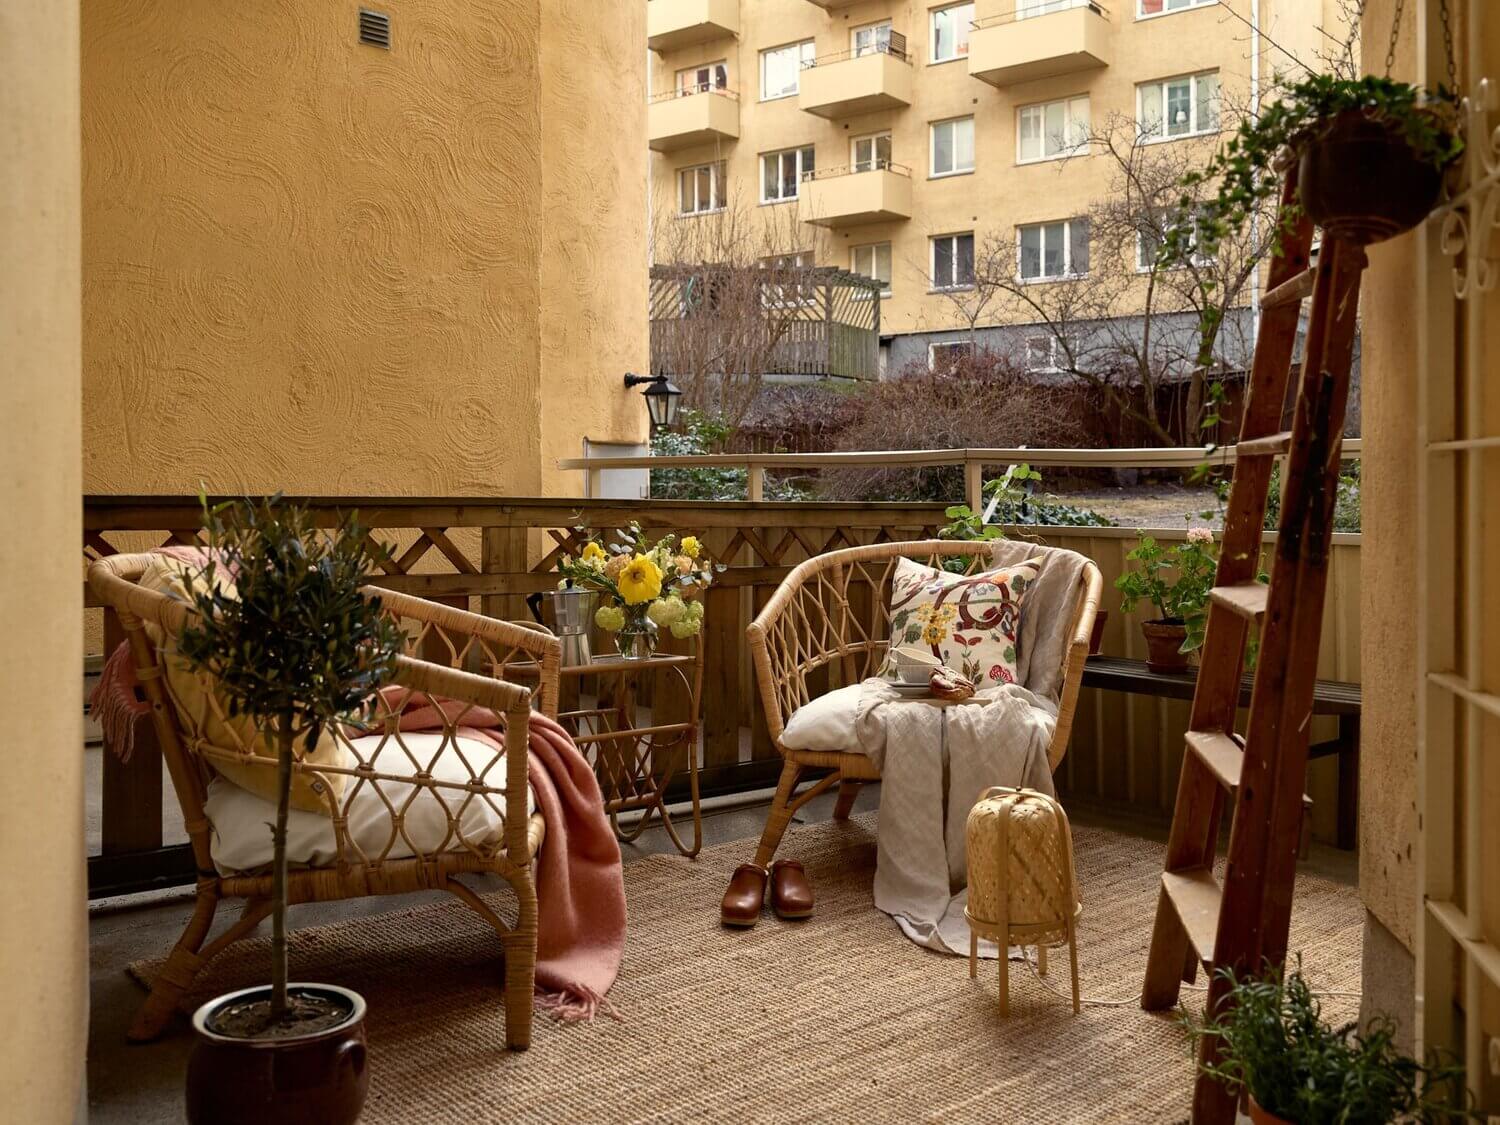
[131,814,1362,1123]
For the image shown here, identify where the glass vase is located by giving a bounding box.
[614,605,658,660]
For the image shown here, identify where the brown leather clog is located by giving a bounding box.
[720,863,769,928]
[769,859,814,920]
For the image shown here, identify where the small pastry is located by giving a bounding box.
[929,666,975,701]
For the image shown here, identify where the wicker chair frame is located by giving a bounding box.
[88,554,563,1050]
[744,540,1103,867]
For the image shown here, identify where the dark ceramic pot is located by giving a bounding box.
[1298,110,1446,246]
[1248,1094,1296,1125]
[1141,620,1190,674]
[186,983,368,1125]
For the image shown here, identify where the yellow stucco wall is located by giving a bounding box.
[82,0,645,498]
[540,0,651,485]
[1,1,88,1120]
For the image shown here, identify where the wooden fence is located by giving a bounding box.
[83,488,1361,896]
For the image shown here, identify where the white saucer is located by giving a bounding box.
[887,680,933,696]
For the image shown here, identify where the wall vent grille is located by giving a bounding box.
[358,9,391,49]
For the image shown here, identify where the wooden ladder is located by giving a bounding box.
[1139,166,1367,1124]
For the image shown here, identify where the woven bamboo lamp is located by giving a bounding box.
[964,786,1081,1016]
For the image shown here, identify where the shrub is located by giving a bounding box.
[1262,460,1361,532]
[650,410,811,501]
[819,348,1086,502]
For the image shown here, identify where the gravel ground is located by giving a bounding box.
[1040,483,1223,529]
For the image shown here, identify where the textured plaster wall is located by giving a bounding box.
[1,1,88,1118]
[82,0,576,496]
[539,1,651,488]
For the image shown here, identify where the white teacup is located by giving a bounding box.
[892,646,942,684]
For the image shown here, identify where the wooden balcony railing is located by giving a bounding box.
[83,443,1362,896]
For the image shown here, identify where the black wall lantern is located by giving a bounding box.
[623,372,684,432]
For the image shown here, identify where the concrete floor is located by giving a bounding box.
[86,786,1356,1123]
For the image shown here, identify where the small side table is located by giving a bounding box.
[510,648,704,858]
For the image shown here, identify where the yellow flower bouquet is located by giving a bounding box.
[556,522,717,659]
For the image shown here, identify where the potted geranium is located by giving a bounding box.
[177,496,402,1125]
[1114,529,1219,673]
[1186,73,1462,250]
[1192,963,1472,1124]
[557,523,716,659]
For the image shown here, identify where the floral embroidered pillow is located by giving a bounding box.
[883,556,1041,686]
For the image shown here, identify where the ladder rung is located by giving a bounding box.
[1261,267,1314,309]
[1210,582,1269,622]
[1234,431,1293,458]
[1186,730,1242,790]
[1162,868,1221,968]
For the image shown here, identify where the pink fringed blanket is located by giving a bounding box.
[92,596,626,1021]
[374,687,626,1020]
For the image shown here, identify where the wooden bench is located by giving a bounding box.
[1081,656,1361,849]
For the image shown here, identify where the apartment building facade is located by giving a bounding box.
[647,0,1345,382]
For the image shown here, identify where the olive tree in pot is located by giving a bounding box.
[177,496,402,1125]
[1114,530,1221,673]
[1191,963,1474,1124]
[1184,73,1462,251]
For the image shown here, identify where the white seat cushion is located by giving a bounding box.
[205,732,536,875]
[779,683,867,754]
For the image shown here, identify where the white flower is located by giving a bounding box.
[1186,527,1214,545]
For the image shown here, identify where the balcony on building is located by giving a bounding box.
[968,0,1113,88]
[798,34,913,119]
[648,85,740,153]
[800,162,913,228]
[647,0,740,53]
[802,0,865,9]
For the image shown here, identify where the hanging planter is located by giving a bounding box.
[1186,74,1463,254]
[1298,108,1449,244]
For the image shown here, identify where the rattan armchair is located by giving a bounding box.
[88,554,563,1050]
[745,540,1103,868]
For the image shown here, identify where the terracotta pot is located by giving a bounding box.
[1140,620,1190,673]
[1248,1094,1296,1125]
[186,984,368,1125]
[1088,610,1109,656]
[1298,109,1446,246]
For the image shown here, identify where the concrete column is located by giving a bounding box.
[0,1,87,1121]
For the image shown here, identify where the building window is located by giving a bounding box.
[1136,207,1213,269]
[760,251,814,307]
[929,340,976,372]
[1025,334,1076,373]
[930,116,975,177]
[761,145,815,203]
[1017,0,1081,15]
[1138,0,1216,16]
[1017,96,1090,163]
[851,242,893,295]
[1018,219,1089,281]
[852,21,894,57]
[852,132,893,173]
[678,162,725,215]
[1138,71,1220,140]
[931,232,975,290]
[677,62,728,95]
[930,3,974,63]
[760,40,815,101]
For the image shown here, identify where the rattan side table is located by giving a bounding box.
[511,647,703,857]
